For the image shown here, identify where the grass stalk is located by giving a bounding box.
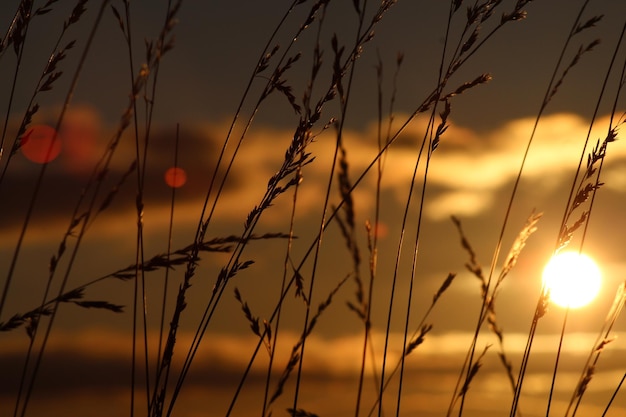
[544,14,626,417]
[3,3,626,417]
[156,4,315,410]
[291,0,372,413]
[12,3,113,416]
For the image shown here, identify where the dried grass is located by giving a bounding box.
[1,2,626,417]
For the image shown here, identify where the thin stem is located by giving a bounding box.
[15,3,112,416]
[601,373,626,417]
[546,307,570,417]
[291,1,370,408]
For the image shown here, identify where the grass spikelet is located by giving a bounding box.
[64,0,87,29]
[536,290,550,319]
[575,365,595,398]
[110,4,126,36]
[450,216,484,281]
[267,275,349,410]
[405,324,433,357]
[460,27,479,55]
[256,44,280,75]
[574,14,604,35]
[451,216,486,293]
[287,408,319,417]
[334,140,364,320]
[499,210,542,282]
[557,211,589,252]
[594,337,615,354]
[337,141,356,231]
[459,344,490,397]
[291,264,308,305]
[451,213,535,408]
[5,0,31,56]
[501,6,528,24]
[305,274,350,336]
[548,39,601,103]
[24,315,39,340]
[606,281,626,323]
[234,287,261,339]
[431,99,451,152]
[444,73,493,100]
[565,281,626,416]
[433,272,456,303]
[0,307,52,333]
[34,1,61,17]
[2,0,84,166]
[269,347,301,407]
[72,300,124,313]
[262,52,303,114]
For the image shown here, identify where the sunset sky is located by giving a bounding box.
[1,1,626,417]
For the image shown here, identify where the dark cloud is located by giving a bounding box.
[0,109,234,241]
[2,110,625,340]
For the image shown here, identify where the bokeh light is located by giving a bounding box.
[374,222,388,239]
[60,107,101,174]
[21,125,62,164]
[164,167,187,188]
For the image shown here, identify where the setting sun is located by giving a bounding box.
[542,251,602,309]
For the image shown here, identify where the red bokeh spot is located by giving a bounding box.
[374,222,388,239]
[164,167,187,188]
[60,108,100,174]
[21,125,62,164]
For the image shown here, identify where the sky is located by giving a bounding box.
[1,0,626,417]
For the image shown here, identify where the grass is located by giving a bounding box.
[1,1,626,416]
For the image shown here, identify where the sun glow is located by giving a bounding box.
[542,251,602,309]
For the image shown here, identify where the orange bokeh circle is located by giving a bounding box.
[164,167,187,188]
[21,125,62,164]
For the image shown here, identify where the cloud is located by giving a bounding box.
[3,106,623,248]
[4,109,625,331]
[424,189,493,220]
[2,327,626,417]
[378,112,624,220]
[4,328,625,383]
[3,109,625,345]
[239,111,625,224]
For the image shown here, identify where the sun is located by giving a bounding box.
[542,251,602,309]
